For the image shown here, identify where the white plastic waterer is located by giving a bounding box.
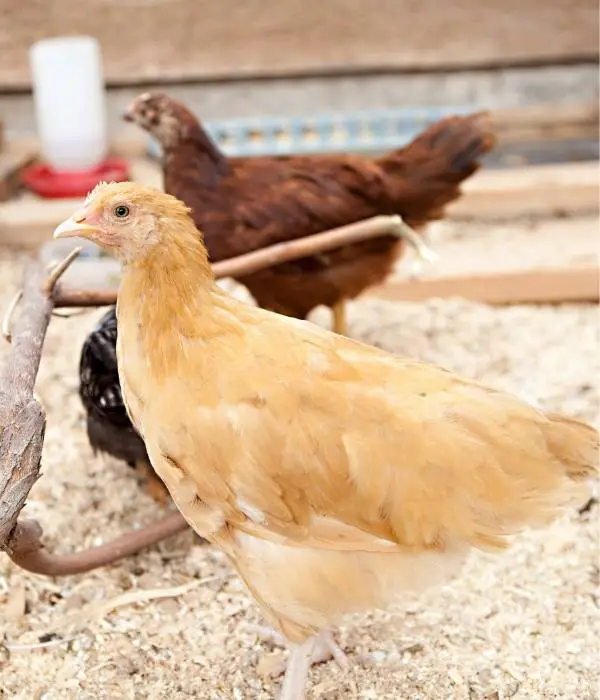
[29,36,107,171]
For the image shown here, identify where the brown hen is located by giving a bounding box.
[124,92,496,334]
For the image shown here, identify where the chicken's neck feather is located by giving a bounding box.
[165,120,230,187]
[117,219,244,380]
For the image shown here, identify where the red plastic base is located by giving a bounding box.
[21,157,130,199]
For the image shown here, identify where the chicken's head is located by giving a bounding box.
[123,92,194,149]
[53,181,197,263]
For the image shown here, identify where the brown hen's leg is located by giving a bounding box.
[331,300,347,336]
[133,459,170,507]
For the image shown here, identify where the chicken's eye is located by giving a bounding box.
[114,205,130,218]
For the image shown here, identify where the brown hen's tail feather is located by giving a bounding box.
[378,112,496,226]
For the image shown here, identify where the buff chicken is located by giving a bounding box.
[55,183,598,700]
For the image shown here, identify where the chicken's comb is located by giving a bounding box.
[84,181,113,206]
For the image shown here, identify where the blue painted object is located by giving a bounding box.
[147,105,478,158]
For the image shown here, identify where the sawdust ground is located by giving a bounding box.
[0,228,598,700]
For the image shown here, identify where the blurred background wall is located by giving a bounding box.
[2,0,598,86]
[0,0,598,136]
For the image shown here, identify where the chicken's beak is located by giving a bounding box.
[53,211,101,240]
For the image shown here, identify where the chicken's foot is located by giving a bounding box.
[133,459,170,507]
[249,625,348,678]
[280,635,318,700]
[388,215,438,279]
[331,301,347,336]
[279,631,348,700]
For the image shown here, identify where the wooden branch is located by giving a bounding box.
[368,265,599,305]
[0,255,193,575]
[219,215,431,278]
[52,288,119,308]
[0,262,56,549]
[6,513,188,576]
[54,215,426,308]
[1,252,86,551]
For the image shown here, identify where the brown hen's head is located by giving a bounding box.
[52,181,205,265]
[123,92,197,148]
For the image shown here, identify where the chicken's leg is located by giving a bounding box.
[250,625,348,695]
[331,300,347,336]
[280,631,348,700]
[280,636,317,700]
[133,459,170,506]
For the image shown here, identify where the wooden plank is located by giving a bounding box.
[369,266,599,305]
[463,162,599,190]
[495,124,599,145]
[403,217,598,279]
[0,196,83,249]
[489,103,599,150]
[491,102,598,133]
[484,139,599,170]
[0,139,38,202]
[0,0,597,89]
[449,162,599,219]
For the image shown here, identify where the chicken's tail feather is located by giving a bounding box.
[544,412,599,483]
[520,412,599,533]
[378,111,496,226]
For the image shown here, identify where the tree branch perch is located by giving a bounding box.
[7,514,188,576]
[0,262,56,550]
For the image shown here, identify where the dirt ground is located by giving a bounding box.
[0,219,598,699]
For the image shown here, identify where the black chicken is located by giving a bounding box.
[79,307,168,504]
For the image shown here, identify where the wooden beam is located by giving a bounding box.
[0,196,84,249]
[368,265,599,305]
[491,102,599,143]
[449,162,599,219]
